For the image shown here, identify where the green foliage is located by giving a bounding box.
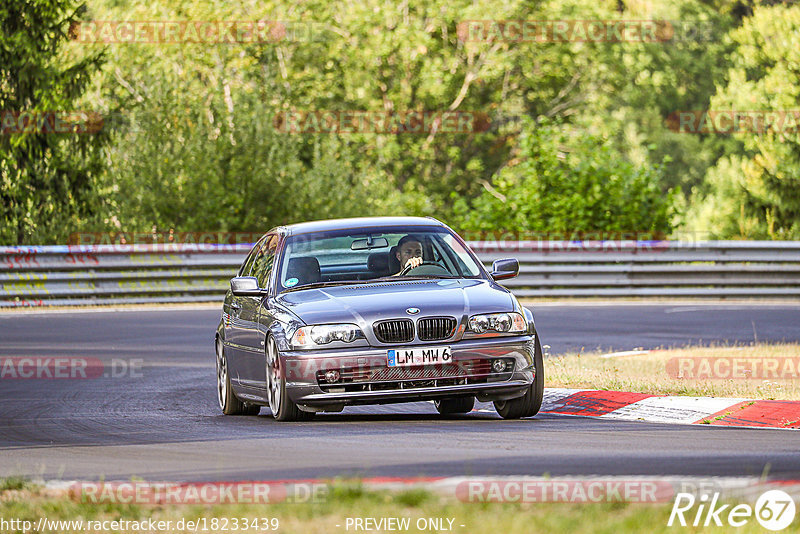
[81,0,663,237]
[0,0,108,244]
[6,0,794,243]
[452,119,678,234]
[0,477,29,491]
[689,3,800,238]
[98,74,426,234]
[578,0,736,197]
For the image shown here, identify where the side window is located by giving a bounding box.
[239,237,266,276]
[252,235,278,289]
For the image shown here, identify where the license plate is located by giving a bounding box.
[387,346,452,367]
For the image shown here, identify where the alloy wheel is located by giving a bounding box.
[216,340,227,410]
[266,338,282,416]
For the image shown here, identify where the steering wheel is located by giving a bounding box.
[399,261,450,276]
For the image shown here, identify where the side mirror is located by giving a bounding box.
[490,258,519,281]
[230,276,264,296]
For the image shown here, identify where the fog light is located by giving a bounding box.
[324,370,341,383]
[491,359,507,373]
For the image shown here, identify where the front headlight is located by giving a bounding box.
[291,324,363,348]
[468,312,526,334]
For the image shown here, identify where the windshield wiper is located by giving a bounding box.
[368,275,460,282]
[282,276,463,293]
[281,280,364,293]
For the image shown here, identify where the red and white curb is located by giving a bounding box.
[530,388,800,429]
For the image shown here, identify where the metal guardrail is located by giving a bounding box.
[1,241,800,306]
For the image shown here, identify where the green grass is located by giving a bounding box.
[0,477,29,491]
[547,342,800,400]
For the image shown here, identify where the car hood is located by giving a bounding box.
[275,279,515,327]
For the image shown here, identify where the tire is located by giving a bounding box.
[216,338,260,416]
[266,336,315,422]
[434,396,475,414]
[494,335,545,419]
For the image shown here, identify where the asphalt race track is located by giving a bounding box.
[1,303,799,482]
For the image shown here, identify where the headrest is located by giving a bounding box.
[388,245,400,274]
[367,252,390,275]
[286,257,321,285]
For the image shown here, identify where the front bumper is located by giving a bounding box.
[281,335,536,409]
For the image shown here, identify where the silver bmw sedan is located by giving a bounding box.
[215,216,543,421]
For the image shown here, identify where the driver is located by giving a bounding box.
[393,234,424,275]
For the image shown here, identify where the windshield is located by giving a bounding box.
[277,226,484,291]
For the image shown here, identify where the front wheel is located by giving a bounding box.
[266,336,314,422]
[494,335,544,419]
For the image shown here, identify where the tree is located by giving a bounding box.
[104,81,409,233]
[0,0,107,244]
[689,3,800,238]
[86,0,628,230]
[451,118,678,235]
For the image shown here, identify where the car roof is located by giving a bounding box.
[277,216,446,236]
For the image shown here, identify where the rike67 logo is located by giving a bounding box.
[668,490,796,531]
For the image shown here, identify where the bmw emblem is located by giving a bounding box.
[406,307,420,315]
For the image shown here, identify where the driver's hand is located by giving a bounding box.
[405,257,423,270]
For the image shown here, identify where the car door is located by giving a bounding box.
[236,234,278,390]
[226,236,266,383]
